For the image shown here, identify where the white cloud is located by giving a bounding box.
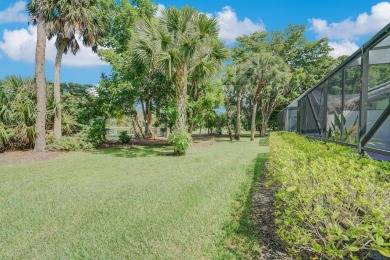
[309,2,390,40]
[0,25,108,67]
[155,4,165,18]
[0,1,29,24]
[154,4,264,44]
[215,6,265,44]
[328,40,359,58]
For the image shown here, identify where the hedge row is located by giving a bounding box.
[267,132,390,259]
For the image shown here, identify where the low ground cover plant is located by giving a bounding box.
[267,132,390,259]
[119,130,132,144]
[46,134,94,151]
[168,129,192,155]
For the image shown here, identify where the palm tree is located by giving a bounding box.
[243,52,290,140]
[27,0,48,152]
[35,0,103,138]
[0,76,37,150]
[133,7,227,132]
[187,40,228,134]
[51,0,103,138]
[164,8,227,131]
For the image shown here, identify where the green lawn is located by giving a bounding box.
[0,138,268,259]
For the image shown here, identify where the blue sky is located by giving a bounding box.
[0,0,390,85]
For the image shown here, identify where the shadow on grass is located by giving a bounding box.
[92,146,174,158]
[218,152,269,259]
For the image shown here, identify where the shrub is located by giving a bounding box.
[267,132,390,259]
[119,130,132,144]
[87,118,107,147]
[168,129,192,155]
[46,135,94,151]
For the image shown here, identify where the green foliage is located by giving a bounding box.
[327,114,359,144]
[267,132,390,259]
[118,130,132,144]
[168,129,192,155]
[0,75,103,151]
[0,76,37,150]
[46,135,94,151]
[224,25,338,136]
[87,118,108,147]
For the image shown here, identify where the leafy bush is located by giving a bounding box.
[87,118,107,147]
[168,129,192,155]
[46,134,94,151]
[119,130,132,144]
[267,132,390,259]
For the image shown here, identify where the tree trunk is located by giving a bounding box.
[144,99,153,139]
[224,93,233,141]
[260,117,268,137]
[187,109,193,134]
[34,12,47,152]
[131,107,145,139]
[234,90,241,140]
[250,81,264,141]
[188,122,193,134]
[53,40,67,138]
[175,63,187,131]
[131,117,139,137]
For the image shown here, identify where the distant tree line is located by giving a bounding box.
[1,0,346,154]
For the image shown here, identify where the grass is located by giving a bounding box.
[0,137,268,259]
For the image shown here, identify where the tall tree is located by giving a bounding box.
[223,65,247,140]
[161,7,227,131]
[45,0,104,138]
[243,52,290,140]
[221,66,237,141]
[98,0,159,139]
[232,25,334,98]
[28,0,47,152]
[132,7,227,132]
[231,25,335,135]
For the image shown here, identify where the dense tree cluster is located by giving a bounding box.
[1,0,344,154]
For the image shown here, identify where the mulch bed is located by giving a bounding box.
[192,141,216,147]
[105,137,171,148]
[0,150,65,166]
[250,173,292,260]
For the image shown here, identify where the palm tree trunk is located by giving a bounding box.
[53,40,67,138]
[224,93,233,141]
[34,12,47,152]
[234,90,241,140]
[250,81,264,141]
[175,63,188,131]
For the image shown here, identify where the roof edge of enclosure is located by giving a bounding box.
[278,22,390,161]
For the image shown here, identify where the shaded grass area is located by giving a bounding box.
[0,138,268,259]
[217,153,268,259]
[95,146,173,158]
